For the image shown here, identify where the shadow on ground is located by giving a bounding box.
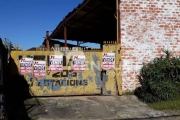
[5,56,33,120]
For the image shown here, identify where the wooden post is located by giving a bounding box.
[46,31,50,51]
[64,25,67,47]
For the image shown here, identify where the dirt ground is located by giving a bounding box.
[25,95,180,120]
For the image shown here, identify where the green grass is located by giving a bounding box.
[147,95,180,110]
[124,91,135,95]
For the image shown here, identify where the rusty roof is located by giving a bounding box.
[50,0,116,44]
[42,39,79,47]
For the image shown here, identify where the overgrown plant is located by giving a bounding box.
[135,50,180,103]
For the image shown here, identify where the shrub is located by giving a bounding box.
[134,50,180,103]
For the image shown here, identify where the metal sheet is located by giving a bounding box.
[102,43,118,95]
[10,42,121,96]
[10,50,101,96]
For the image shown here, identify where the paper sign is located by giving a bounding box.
[19,58,33,75]
[49,55,63,72]
[102,53,115,70]
[33,61,46,78]
[73,55,85,72]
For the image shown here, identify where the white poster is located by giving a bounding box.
[102,53,115,70]
[73,55,85,72]
[49,55,63,72]
[33,61,46,78]
[19,58,33,75]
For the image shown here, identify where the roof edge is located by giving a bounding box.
[50,0,91,38]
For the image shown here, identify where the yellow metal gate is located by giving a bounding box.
[9,41,122,96]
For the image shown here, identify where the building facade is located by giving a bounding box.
[120,0,180,92]
[46,0,180,94]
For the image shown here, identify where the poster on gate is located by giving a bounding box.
[102,52,115,70]
[19,58,33,75]
[73,55,85,72]
[33,61,46,78]
[49,55,63,72]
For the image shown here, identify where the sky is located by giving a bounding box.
[0,0,100,49]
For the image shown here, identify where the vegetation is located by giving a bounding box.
[147,95,180,110]
[2,38,23,51]
[135,50,180,103]
[124,91,135,95]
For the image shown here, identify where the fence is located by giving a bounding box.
[9,41,122,96]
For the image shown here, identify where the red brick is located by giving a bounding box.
[120,0,180,92]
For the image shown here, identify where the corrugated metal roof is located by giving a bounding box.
[50,0,116,44]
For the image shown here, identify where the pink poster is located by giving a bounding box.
[49,55,63,72]
[73,55,85,72]
[102,53,115,70]
[33,61,46,78]
[19,58,33,75]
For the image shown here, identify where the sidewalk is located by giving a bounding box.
[25,95,180,120]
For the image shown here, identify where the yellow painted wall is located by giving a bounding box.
[10,43,122,96]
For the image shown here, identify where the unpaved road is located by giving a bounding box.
[25,95,180,120]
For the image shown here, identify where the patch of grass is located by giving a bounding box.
[124,91,135,95]
[147,95,180,110]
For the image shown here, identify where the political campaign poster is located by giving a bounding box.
[49,55,63,72]
[102,52,115,70]
[19,58,33,75]
[73,55,85,72]
[33,61,46,78]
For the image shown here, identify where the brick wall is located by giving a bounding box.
[120,0,180,92]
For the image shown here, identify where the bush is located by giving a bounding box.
[135,50,180,103]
